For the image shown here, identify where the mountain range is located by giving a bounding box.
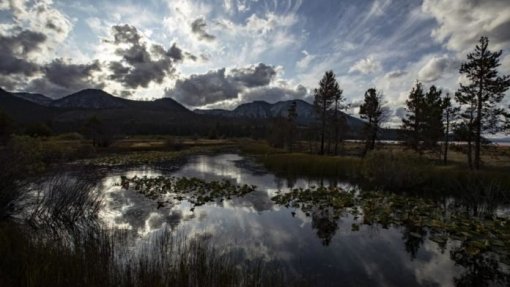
[1,87,368,136]
[195,99,365,129]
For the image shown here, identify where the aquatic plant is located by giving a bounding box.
[272,187,510,261]
[119,175,257,208]
[0,224,292,287]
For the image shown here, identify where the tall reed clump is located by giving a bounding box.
[0,224,293,287]
[0,173,294,286]
[251,152,362,179]
[361,150,432,191]
[26,175,103,231]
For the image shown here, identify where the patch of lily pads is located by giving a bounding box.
[78,151,180,166]
[119,175,256,209]
[272,187,510,260]
[77,146,227,167]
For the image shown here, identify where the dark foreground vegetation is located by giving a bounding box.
[0,131,509,286]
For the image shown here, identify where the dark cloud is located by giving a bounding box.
[241,85,307,103]
[0,30,47,76]
[395,107,406,119]
[165,63,284,107]
[25,58,104,98]
[110,24,141,45]
[107,24,192,89]
[44,58,101,89]
[191,18,215,41]
[167,68,238,106]
[418,55,459,83]
[386,70,407,79]
[230,63,276,87]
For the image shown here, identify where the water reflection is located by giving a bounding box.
[93,153,509,286]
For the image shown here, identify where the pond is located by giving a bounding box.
[92,153,509,286]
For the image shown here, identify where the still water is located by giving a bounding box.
[94,153,509,286]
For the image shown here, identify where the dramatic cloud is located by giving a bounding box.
[191,18,215,41]
[422,0,510,53]
[0,30,46,76]
[167,68,237,106]
[417,55,459,83]
[0,0,508,114]
[229,63,276,87]
[24,59,104,98]
[110,24,141,45]
[241,85,307,103]
[1,0,72,56]
[106,24,191,89]
[166,63,279,106]
[44,58,102,90]
[349,57,382,74]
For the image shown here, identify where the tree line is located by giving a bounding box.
[311,36,509,169]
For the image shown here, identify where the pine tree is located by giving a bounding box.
[454,91,477,168]
[0,108,13,143]
[286,101,298,151]
[332,85,346,155]
[359,88,385,156]
[457,36,510,169]
[422,85,444,151]
[314,71,340,155]
[442,93,460,165]
[401,82,426,151]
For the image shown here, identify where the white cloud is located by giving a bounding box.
[296,50,316,71]
[422,0,510,53]
[349,57,382,74]
[1,0,73,63]
[366,0,392,18]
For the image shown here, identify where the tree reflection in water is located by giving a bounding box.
[272,186,510,287]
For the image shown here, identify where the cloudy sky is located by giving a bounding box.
[1,0,509,124]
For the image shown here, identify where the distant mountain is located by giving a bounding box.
[0,88,55,123]
[12,92,53,106]
[50,89,129,109]
[0,87,377,138]
[195,99,366,129]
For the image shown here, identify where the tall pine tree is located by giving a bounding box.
[422,85,444,151]
[401,82,425,151]
[359,88,385,156]
[314,71,340,155]
[457,36,510,169]
[442,93,460,165]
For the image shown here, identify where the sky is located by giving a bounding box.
[0,0,509,126]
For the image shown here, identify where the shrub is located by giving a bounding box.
[165,137,184,151]
[53,132,84,141]
[5,135,45,176]
[25,123,52,137]
[362,150,432,191]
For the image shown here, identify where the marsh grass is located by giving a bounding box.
[240,142,510,195]
[78,144,234,167]
[0,223,297,287]
[26,175,103,232]
[0,173,301,287]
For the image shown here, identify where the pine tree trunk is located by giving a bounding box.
[320,101,326,155]
[474,87,482,170]
[467,136,473,169]
[443,114,449,165]
[334,100,339,155]
[371,124,377,150]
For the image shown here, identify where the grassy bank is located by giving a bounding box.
[239,141,510,197]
